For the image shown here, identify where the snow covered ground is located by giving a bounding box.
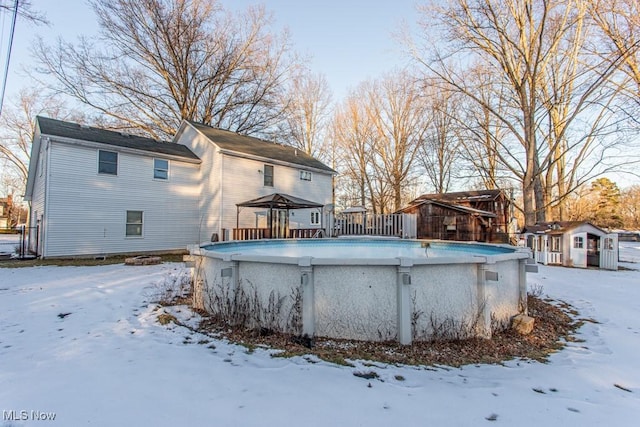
[0,235,638,426]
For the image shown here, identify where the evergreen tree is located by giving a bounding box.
[589,178,623,229]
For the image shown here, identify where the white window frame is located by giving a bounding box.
[300,170,312,181]
[98,150,118,175]
[310,211,320,225]
[573,236,584,249]
[551,236,561,252]
[604,237,614,251]
[263,164,274,187]
[153,158,169,180]
[126,210,144,237]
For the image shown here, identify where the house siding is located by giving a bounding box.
[42,141,200,257]
[176,125,220,242]
[178,123,333,241]
[220,154,333,232]
[28,132,47,254]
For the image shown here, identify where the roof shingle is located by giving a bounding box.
[187,121,334,173]
[37,116,200,161]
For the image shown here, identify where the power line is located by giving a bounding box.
[0,0,19,118]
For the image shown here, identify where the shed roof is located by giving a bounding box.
[36,116,200,161]
[396,198,497,218]
[520,221,607,235]
[185,121,335,173]
[410,189,506,205]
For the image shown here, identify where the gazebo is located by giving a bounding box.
[235,193,324,240]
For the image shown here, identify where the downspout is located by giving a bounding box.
[219,152,224,240]
[42,137,51,258]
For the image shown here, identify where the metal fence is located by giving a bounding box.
[13,225,38,258]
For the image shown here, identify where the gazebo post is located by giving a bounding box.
[286,208,290,238]
[236,206,240,240]
[268,203,273,239]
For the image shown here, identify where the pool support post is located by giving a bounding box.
[397,258,413,345]
[476,260,496,338]
[299,257,315,337]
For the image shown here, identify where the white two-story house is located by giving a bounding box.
[24,117,334,258]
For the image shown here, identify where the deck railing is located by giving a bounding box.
[231,227,325,241]
[232,228,270,241]
[230,213,417,241]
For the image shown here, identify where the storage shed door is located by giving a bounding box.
[600,234,618,271]
[570,232,588,268]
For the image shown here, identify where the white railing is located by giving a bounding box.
[546,252,562,265]
[334,213,417,239]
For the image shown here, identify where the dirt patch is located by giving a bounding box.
[193,294,579,367]
[0,254,185,268]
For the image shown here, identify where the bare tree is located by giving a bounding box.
[277,72,332,161]
[368,70,429,212]
[620,184,640,229]
[418,84,463,194]
[454,66,514,191]
[589,0,640,97]
[34,0,300,139]
[0,1,48,25]
[332,85,378,209]
[410,0,636,226]
[0,88,82,189]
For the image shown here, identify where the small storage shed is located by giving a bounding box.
[397,189,513,243]
[520,221,618,270]
[397,199,496,242]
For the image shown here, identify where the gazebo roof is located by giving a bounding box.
[236,193,323,210]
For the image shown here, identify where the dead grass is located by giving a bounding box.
[0,253,186,268]
[194,294,580,367]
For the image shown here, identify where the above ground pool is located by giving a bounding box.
[189,238,532,344]
[200,238,515,259]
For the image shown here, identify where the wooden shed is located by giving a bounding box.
[397,189,513,243]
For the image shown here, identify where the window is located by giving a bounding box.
[604,237,614,250]
[154,158,169,180]
[300,170,312,181]
[573,236,584,249]
[311,211,320,225]
[551,236,561,252]
[126,211,143,237]
[443,216,456,231]
[263,164,274,187]
[98,150,118,175]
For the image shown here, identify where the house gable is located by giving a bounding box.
[180,121,335,174]
[25,117,202,258]
[174,120,334,241]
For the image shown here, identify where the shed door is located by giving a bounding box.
[600,234,618,271]
[569,232,588,268]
